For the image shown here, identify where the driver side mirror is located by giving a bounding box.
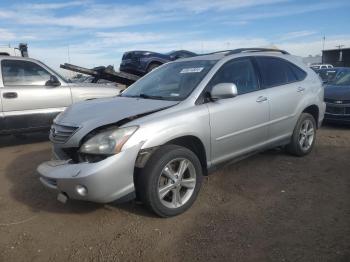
[45,75,61,87]
[210,83,238,100]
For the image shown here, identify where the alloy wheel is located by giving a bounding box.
[157,158,197,209]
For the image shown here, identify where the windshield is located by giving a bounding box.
[318,69,337,82]
[121,60,217,101]
[332,71,350,86]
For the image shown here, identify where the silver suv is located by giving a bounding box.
[37,48,325,217]
[0,56,121,134]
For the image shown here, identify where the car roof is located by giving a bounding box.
[178,49,294,62]
[0,55,41,63]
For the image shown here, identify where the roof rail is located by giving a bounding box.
[225,48,290,56]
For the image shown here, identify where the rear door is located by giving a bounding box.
[206,57,270,165]
[0,59,72,131]
[254,56,307,141]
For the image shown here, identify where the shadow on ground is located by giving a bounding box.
[0,132,49,148]
[4,146,156,217]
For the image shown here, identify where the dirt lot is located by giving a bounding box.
[0,125,349,262]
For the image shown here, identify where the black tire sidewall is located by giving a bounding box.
[138,145,203,217]
[146,63,160,73]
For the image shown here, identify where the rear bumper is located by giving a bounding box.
[37,144,141,203]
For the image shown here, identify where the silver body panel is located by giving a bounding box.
[37,52,325,203]
[0,56,121,132]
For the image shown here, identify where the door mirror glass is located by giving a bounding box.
[45,75,61,87]
[210,83,238,100]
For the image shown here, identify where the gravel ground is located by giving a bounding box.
[0,125,349,262]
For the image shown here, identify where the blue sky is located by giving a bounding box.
[0,0,349,74]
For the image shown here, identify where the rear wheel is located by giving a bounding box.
[136,145,203,217]
[146,63,161,73]
[286,113,316,156]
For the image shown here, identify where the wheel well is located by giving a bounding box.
[166,136,208,175]
[147,61,162,69]
[303,105,319,127]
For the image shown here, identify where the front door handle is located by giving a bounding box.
[297,87,305,92]
[256,96,268,103]
[3,92,18,99]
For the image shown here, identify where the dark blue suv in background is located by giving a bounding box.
[119,50,196,76]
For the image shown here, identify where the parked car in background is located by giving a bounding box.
[310,64,333,71]
[120,50,197,76]
[0,56,122,134]
[324,69,350,124]
[37,48,325,217]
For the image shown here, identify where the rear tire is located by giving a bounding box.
[146,63,161,73]
[136,145,203,217]
[286,113,316,156]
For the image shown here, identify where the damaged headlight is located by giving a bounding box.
[80,126,138,155]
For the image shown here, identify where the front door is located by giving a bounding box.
[206,57,269,165]
[0,59,72,131]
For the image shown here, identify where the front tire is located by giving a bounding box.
[286,113,316,156]
[136,145,203,217]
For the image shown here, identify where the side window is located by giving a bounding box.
[209,58,259,95]
[255,57,299,88]
[1,60,51,86]
[289,63,307,81]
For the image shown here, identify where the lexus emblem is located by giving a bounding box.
[335,100,343,104]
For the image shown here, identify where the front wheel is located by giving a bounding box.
[136,145,203,217]
[286,113,316,156]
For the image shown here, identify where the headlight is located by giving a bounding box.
[80,126,138,155]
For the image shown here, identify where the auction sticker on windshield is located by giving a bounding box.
[180,67,204,74]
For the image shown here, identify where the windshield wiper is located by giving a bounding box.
[139,94,165,100]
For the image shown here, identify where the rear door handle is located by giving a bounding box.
[256,96,268,103]
[297,87,305,92]
[3,92,18,99]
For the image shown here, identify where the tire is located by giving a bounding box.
[136,145,203,217]
[286,113,317,156]
[146,63,161,73]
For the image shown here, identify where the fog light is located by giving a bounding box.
[76,185,88,196]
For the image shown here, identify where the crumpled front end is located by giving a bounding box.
[37,142,142,203]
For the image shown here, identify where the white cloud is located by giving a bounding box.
[155,0,287,13]
[279,31,317,41]
[278,35,350,56]
[21,1,89,10]
[0,28,16,41]
[238,2,348,20]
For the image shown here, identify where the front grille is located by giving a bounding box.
[50,123,79,144]
[326,105,350,115]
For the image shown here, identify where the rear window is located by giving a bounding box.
[255,57,306,88]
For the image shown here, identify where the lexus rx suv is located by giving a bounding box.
[37,48,325,217]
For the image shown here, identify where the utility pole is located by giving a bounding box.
[322,36,325,63]
[322,36,325,52]
[336,45,344,63]
[336,44,344,50]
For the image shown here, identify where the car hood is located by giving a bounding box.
[55,96,178,130]
[324,84,350,100]
[68,82,118,89]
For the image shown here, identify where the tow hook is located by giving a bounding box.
[57,193,68,204]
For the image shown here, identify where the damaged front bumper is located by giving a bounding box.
[37,144,141,203]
